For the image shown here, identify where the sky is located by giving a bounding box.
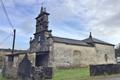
[0,0,120,49]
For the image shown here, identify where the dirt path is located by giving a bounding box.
[93,75,120,80]
[96,77,120,80]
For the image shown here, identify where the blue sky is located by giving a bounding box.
[0,0,120,49]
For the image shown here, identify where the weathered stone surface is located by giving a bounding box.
[53,42,116,68]
[2,62,18,78]
[90,64,120,76]
[18,54,32,80]
[0,49,26,68]
[95,43,116,64]
[31,66,53,80]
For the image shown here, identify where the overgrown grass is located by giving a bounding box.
[0,74,7,80]
[53,67,91,80]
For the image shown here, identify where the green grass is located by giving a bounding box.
[0,67,90,80]
[1,67,120,80]
[0,74,7,80]
[53,67,91,80]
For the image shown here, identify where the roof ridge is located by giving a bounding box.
[83,37,114,46]
[53,36,83,42]
[53,36,91,47]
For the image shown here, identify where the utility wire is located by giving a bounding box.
[0,0,14,30]
[0,34,12,46]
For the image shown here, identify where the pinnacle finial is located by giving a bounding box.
[40,6,44,13]
[89,32,92,38]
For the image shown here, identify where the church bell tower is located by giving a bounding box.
[35,6,50,37]
[30,6,53,67]
[34,6,51,52]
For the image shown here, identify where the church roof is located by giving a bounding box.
[53,36,114,46]
[83,37,114,46]
[53,36,91,46]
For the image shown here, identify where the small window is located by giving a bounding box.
[8,56,14,62]
[73,50,81,56]
[105,54,108,62]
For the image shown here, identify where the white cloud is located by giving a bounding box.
[1,0,120,49]
[13,0,38,6]
[47,0,120,44]
[2,0,15,8]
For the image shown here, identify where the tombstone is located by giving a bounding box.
[18,54,32,80]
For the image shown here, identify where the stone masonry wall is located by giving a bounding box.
[0,51,10,68]
[3,53,36,79]
[53,42,97,68]
[0,49,27,69]
[95,43,116,64]
[53,42,116,68]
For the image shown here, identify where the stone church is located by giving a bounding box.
[2,6,117,80]
[29,7,116,68]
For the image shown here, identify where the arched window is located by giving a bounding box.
[73,50,81,56]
